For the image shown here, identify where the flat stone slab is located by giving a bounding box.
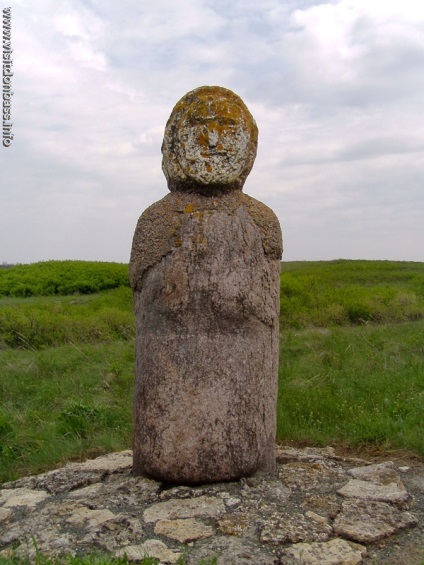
[143,496,225,523]
[333,499,418,543]
[0,447,421,564]
[66,507,117,529]
[116,539,182,564]
[154,518,214,543]
[280,538,366,565]
[0,488,50,508]
[0,509,12,523]
[337,478,412,506]
[347,461,397,481]
[259,511,333,544]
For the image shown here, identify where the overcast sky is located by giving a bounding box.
[2,0,423,264]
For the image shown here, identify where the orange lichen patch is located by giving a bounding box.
[198,131,207,146]
[162,85,258,192]
[206,120,229,137]
[184,203,194,213]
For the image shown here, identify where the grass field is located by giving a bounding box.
[280,259,424,327]
[0,260,423,486]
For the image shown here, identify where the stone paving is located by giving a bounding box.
[0,446,422,564]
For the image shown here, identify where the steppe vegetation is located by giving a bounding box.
[0,260,423,487]
[0,552,168,565]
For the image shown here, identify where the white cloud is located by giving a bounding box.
[1,0,423,263]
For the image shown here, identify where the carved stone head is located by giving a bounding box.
[162,86,258,193]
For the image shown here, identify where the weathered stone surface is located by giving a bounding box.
[301,494,341,519]
[217,512,251,535]
[241,478,291,507]
[280,538,366,565]
[0,508,12,523]
[65,475,160,506]
[74,451,133,472]
[161,86,258,193]
[276,446,371,467]
[3,450,133,494]
[348,461,396,481]
[260,511,333,544]
[276,445,340,464]
[154,518,214,543]
[66,507,117,529]
[333,499,418,542]
[0,448,421,563]
[337,478,412,506]
[279,461,346,492]
[143,496,225,523]
[187,536,278,565]
[130,86,282,484]
[129,191,282,289]
[116,539,182,563]
[78,515,144,551]
[0,488,50,508]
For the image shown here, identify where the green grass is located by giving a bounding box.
[277,321,424,453]
[0,287,134,349]
[281,259,424,327]
[0,259,423,487]
[0,341,134,483]
[0,261,129,297]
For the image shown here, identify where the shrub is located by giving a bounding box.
[0,261,129,297]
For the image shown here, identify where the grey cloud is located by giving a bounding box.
[2,0,423,263]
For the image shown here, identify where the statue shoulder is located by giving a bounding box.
[129,195,183,291]
[240,194,283,259]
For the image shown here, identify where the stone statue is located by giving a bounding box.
[130,86,282,484]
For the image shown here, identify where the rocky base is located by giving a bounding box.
[1,446,422,564]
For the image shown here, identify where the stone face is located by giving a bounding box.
[130,86,282,484]
[161,86,258,193]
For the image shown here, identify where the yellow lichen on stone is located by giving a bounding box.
[162,86,258,193]
[184,203,194,214]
